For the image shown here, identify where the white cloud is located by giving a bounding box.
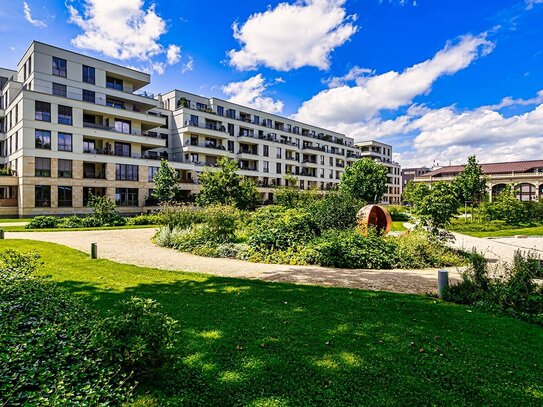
[526,0,543,9]
[23,2,47,28]
[67,0,167,61]
[222,74,284,114]
[323,66,374,88]
[228,0,358,71]
[294,32,494,126]
[181,56,194,74]
[166,44,181,65]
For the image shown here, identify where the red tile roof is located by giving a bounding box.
[422,160,543,177]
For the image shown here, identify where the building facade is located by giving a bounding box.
[414,160,543,201]
[401,166,430,189]
[354,140,401,204]
[0,41,379,217]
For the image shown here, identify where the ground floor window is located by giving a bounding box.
[35,185,51,207]
[58,186,72,207]
[115,188,138,206]
[83,187,106,206]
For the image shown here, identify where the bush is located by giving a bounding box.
[387,205,410,222]
[127,213,161,226]
[159,203,204,229]
[247,206,317,251]
[392,231,465,268]
[310,229,399,269]
[25,215,60,229]
[449,219,508,233]
[308,191,364,232]
[444,251,543,324]
[81,215,104,228]
[57,215,84,228]
[200,205,241,243]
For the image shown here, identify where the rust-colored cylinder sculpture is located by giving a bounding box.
[356,205,392,235]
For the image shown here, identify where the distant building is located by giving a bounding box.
[354,140,401,204]
[414,160,543,201]
[401,167,430,189]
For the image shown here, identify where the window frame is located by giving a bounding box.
[82,65,95,84]
[58,132,73,152]
[35,101,51,122]
[35,129,51,150]
[35,157,51,177]
[58,159,73,178]
[57,105,73,125]
[52,57,67,78]
[35,185,51,207]
[57,186,73,207]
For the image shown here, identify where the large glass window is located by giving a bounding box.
[58,186,73,207]
[58,159,72,178]
[52,83,67,97]
[35,101,51,122]
[35,185,51,207]
[106,98,125,109]
[35,129,51,149]
[148,166,159,182]
[114,119,131,134]
[114,142,131,157]
[58,105,72,125]
[82,89,95,103]
[106,76,123,90]
[115,188,138,206]
[52,57,67,77]
[116,164,139,181]
[35,157,51,177]
[58,132,72,152]
[83,187,105,206]
[82,65,95,84]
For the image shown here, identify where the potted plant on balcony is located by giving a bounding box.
[177,97,189,108]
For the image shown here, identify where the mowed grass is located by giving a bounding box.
[2,239,542,406]
[391,221,407,232]
[458,225,543,238]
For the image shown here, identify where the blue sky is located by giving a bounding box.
[1,0,543,167]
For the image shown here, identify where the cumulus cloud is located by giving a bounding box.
[228,0,358,71]
[294,32,494,126]
[166,44,181,65]
[23,2,47,28]
[323,66,374,88]
[222,74,284,114]
[67,0,167,61]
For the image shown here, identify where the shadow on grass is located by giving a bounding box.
[55,276,543,406]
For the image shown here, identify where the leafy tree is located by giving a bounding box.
[152,159,180,203]
[275,174,321,208]
[411,182,459,234]
[453,155,487,222]
[88,194,121,225]
[402,181,430,206]
[339,158,388,203]
[196,158,260,210]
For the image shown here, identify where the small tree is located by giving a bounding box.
[196,158,260,210]
[152,159,180,203]
[453,155,487,222]
[402,181,430,206]
[88,195,119,225]
[412,182,459,235]
[339,158,388,203]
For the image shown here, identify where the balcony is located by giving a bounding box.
[181,121,229,139]
[302,159,318,167]
[82,122,167,148]
[184,141,229,156]
[302,145,326,152]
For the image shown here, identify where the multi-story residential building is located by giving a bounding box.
[414,160,543,201]
[401,166,430,189]
[354,140,401,204]
[0,41,368,217]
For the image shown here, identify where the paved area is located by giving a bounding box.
[4,228,461,295]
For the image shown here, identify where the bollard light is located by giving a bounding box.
[90,243,98,259]
[437,269,449,298]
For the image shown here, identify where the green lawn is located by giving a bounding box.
[2,239,542,406]
[456,225,543,238]
[0,218,29,223]
[391,221,407,232]
[0,224,158,232]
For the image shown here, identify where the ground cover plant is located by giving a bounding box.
[1,239,542,405]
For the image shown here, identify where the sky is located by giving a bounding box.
[1,0,543,168]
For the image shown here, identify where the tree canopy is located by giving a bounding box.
[151,160,180,203]
[453,155,487,204]
[339,158,388,203]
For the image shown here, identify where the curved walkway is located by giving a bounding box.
[4,228,460,295]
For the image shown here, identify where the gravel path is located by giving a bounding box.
[4,228,461,295]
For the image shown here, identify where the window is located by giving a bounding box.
[82,65,95,84]
[83,139,96,153]
[148,166,159,182]
[58,186,73,207]
[114,119,131,134]
[114,142,131,157]
[227,123,234,136]
[116,164,139,181]
[35,101,51,122]
[83,187,105,206]
[58,132,72,152]
[254,115,260,125]
[52,57,67,77]
[106,76,123,90]
[35,129,51,149]
[115,188,138,206]
[226,109,235,119]
[35,157,51,177]
[227,140,234,153]
[58,105,73,125]
[58,159,72,178]
[82,89,95,103]
[217,106,224,116]
[276,147,282,159]
[263,145,269,157]
[189,115,199,126]
[276,162,282,174]
[106,98,125,109]
[263,161,269,173]
[35,185,51,207]
[52,83,67,97]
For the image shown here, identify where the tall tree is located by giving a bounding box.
[412,182,459,235]
[339,158,388,203]
[196,158,259,210]
[152,159,180,203]
[454,155,487,222]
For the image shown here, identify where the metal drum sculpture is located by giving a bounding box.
[356,205,392,235]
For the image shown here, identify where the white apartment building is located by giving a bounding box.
[355,140,402,204]
[0,41,372,217]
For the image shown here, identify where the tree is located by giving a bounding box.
[88,194,120,225]
[402,181,430,206]
[453,155,487,222]
[196,158,260,210]
[151,159,180,203]
[412,182,459,234]
[339,158,388,203]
